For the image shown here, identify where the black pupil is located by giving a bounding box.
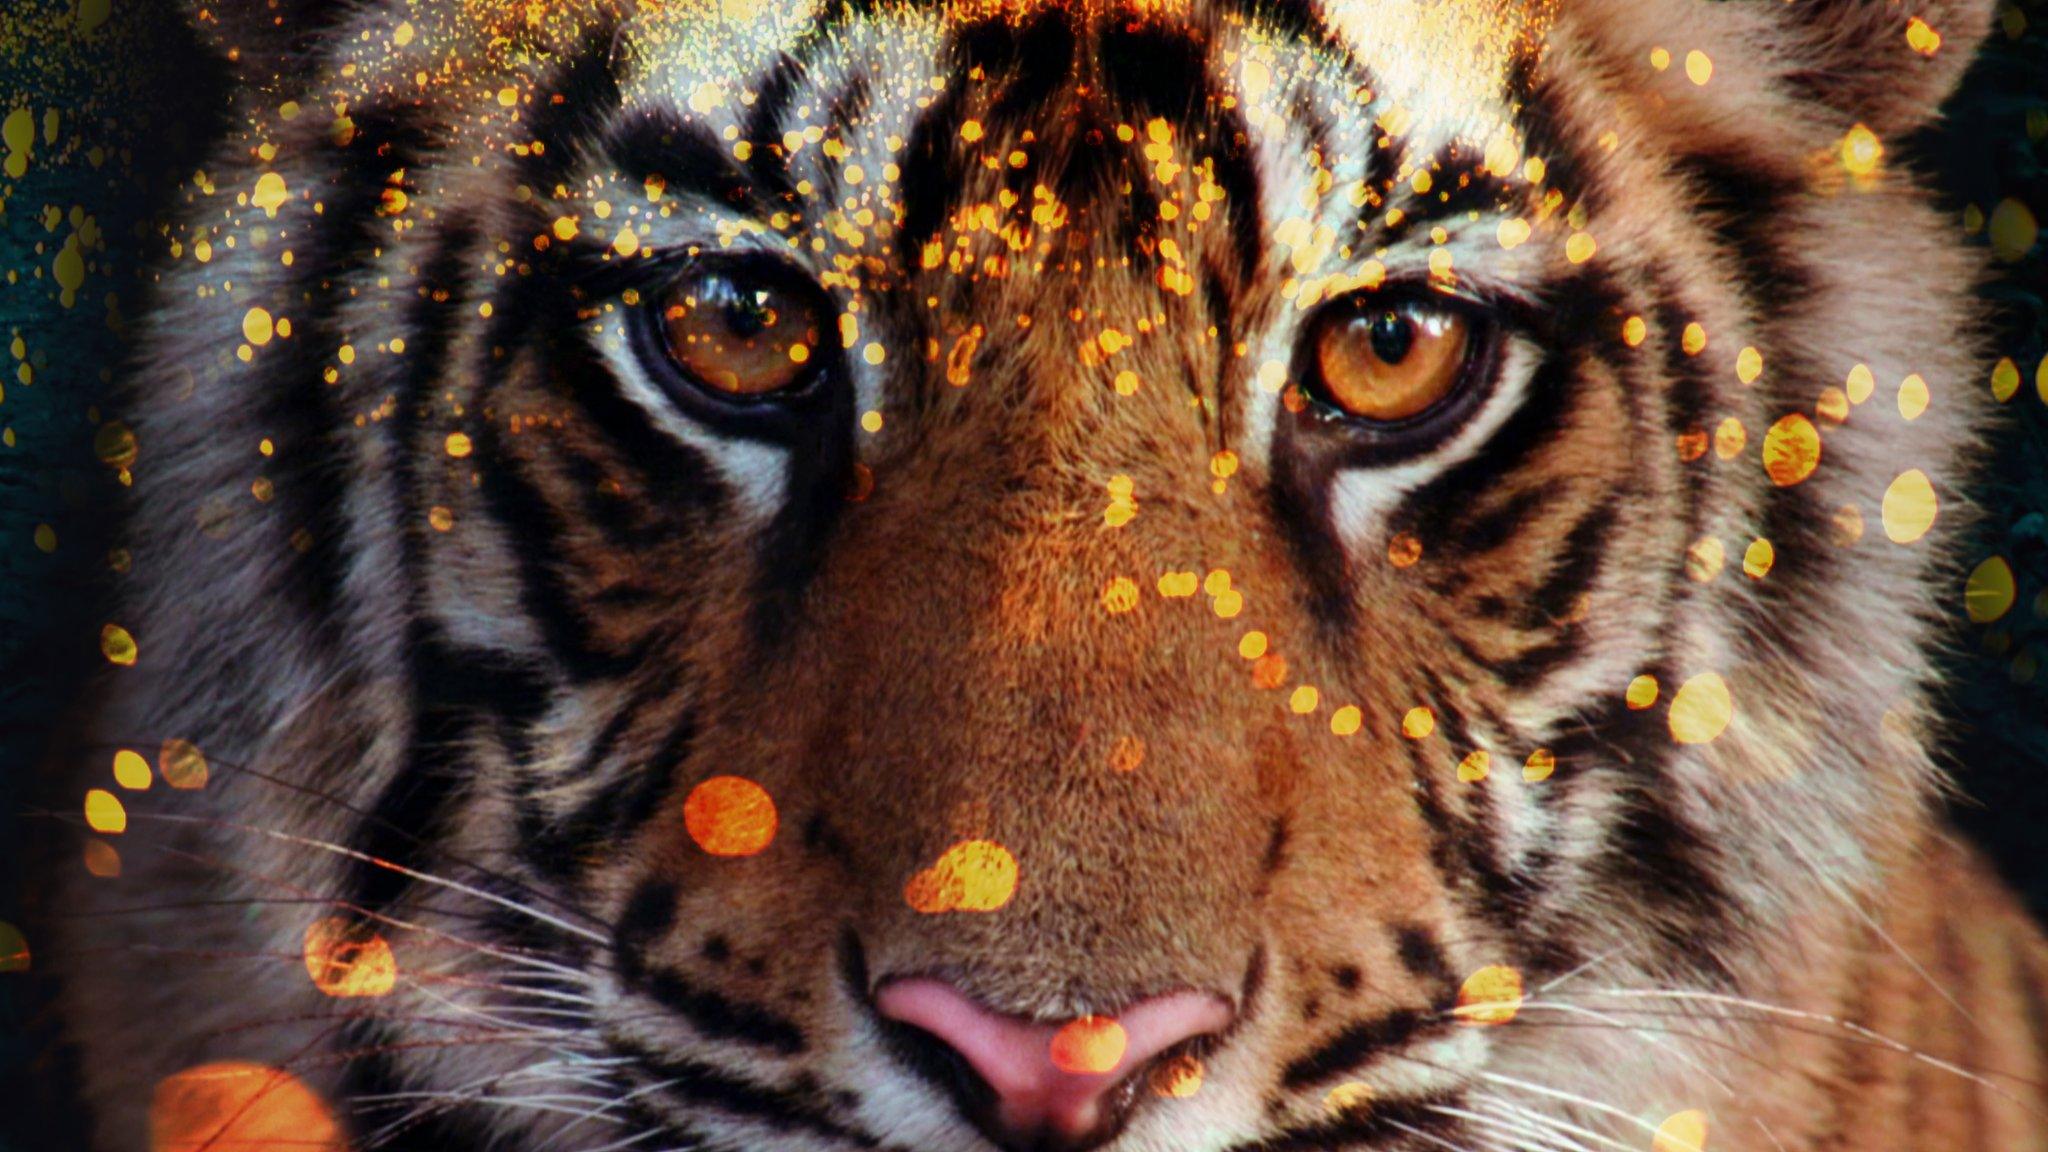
[1368,311,1414,365]
[702,276,774,339]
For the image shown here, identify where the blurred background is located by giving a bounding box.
[0,0,2043,1148]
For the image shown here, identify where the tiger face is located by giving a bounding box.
[58,0,2009,1150]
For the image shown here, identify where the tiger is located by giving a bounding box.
[46,0,2046,1149]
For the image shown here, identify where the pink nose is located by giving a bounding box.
[874,977,1233,1149]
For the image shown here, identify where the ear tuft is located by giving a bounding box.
[1773,0,1998,136]
[188,0,356,91]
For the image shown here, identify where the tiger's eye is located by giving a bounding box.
[1313,305,1470,422]
[658,271,823,396]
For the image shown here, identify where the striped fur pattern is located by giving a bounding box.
[54,0,2046,1149]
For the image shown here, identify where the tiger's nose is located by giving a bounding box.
[873,977,1234,1151]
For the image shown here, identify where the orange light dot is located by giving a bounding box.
[160,739,208,790]
[84,788,127,834]
[302,917,399,998]
[1151,1053,1204,1097]
[445,431,473,458]
[1251,653,1290,691]
[1401,706,1435,740]
[683,776,778,857]
[1050,1016,1128,1074]
[1387,533,1422,568]
[1905,17,1942,55]
[1841,124,1883,177]
[1109,736,1146,773]
[1455,964,1524,1025]
[83,839,120,877]
[151,1062,346,1152]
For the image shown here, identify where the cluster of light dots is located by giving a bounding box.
[79,741,208,877]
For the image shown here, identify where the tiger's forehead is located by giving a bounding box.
[610,0,1555,148]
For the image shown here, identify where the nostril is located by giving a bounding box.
[872,978,1235,1151]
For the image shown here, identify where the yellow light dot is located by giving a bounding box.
[1761,413,1821,486]
[1456,965,1523,1025]
[613,227,639,257]
[1966,556,2016,624]
[1989,198,2039,263]
[552,216,578,241]
[1654,1109,1710,1152]
[1992,357,2021,403]
[1238,631,1268,660]
[1401,706,1435,740]
[444,432,472,458]
[1841,124,1883,177]
[1496,217,1530,249]
[428,506,454,532]
[1324,1081,1375,1118]
[1152,1054,1204,1098]
[1669,672,1733,745]
[863,342,886,366]
[1213,588,1244,619]
[1905,17,1943,56]
[1622,315,1647,347]
[252,172,288,219]
[683,776,778,857]
[1881,469,1939,544]
[1210,451,1239,479]
[1565,231,1596,264]
[84,788,126,834]
[1735,346,1762,384]
[1102,576,1140,615]
[1330,705,1362,737]
[497,86,518,108]
[242,307,274,346]
[860,409,883,433]
[112,749,151,790]
[1897,373,1930,420]
[1685,536,1724,583]
[1457,750,1491,782]
[1713,417,1746,460]
[2039,354,2048,405]
[1289,685,1320,714]
[906,839,1018,914]
[1649,47,1671,71]
[1684,50,1712,85]
[1846,363,1875,404]
[1742,538,1776,580]
[34,524,56,553]
[100,623,137,666]
[1625,674,1659,710]
[1522,748,1556,783]
[960,120,985,143]
[1681,323,1707,356]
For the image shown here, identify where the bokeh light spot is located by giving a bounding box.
[1050,1016,1127,1074]
[1897,373,1930,420]
[1455,965,1523,1025]
[302,917,398,998]
[151,1062,346,1152]
[1330,705,1363,737]
[1401,707,1435,740]
[684,776,778,857]
[1654,1109,1710,1152]
[1152,1054,1204,1098]
[83,840,120,878]
[101,623,137,666]
[113,749,152,790]
[1626,674,1660,710]
[1522,749,1556,783]
[1966,557,2016,624]
[84,788,126,834]
[1387,533,1422,568]
[1881,469,1939,544]
[1742,539,1775,580]
[1289,685,1320,714]
[0,920,29,973]
[1841,124,1883,176]
[906,839,1019,914]
[1669,673,1733,745]
[160,739,208,790]
[1324,1080,1374,1117]
[1457,750,1491,782]
[1761,413,1821,486]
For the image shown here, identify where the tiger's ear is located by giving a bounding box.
[187,0,356,90]
[1768,0,1997,136]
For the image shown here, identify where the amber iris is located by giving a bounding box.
[659,270,823,396]
[1312,304,1471,422]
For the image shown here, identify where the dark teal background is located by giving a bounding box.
[0,1,2042,1149]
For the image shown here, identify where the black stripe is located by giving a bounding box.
[521,25,626,187]
[1279,1009,1434,1089]
[603,108,767,211]
[539,702,698,878]
[611,1037,885,1148]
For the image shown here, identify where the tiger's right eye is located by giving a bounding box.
[657,268,826,397]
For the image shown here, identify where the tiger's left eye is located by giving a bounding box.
[1309,303,1472,423]
[657,268,826,397]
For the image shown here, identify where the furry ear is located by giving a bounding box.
[187,0,356,90]
[1769,0,1997,137]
